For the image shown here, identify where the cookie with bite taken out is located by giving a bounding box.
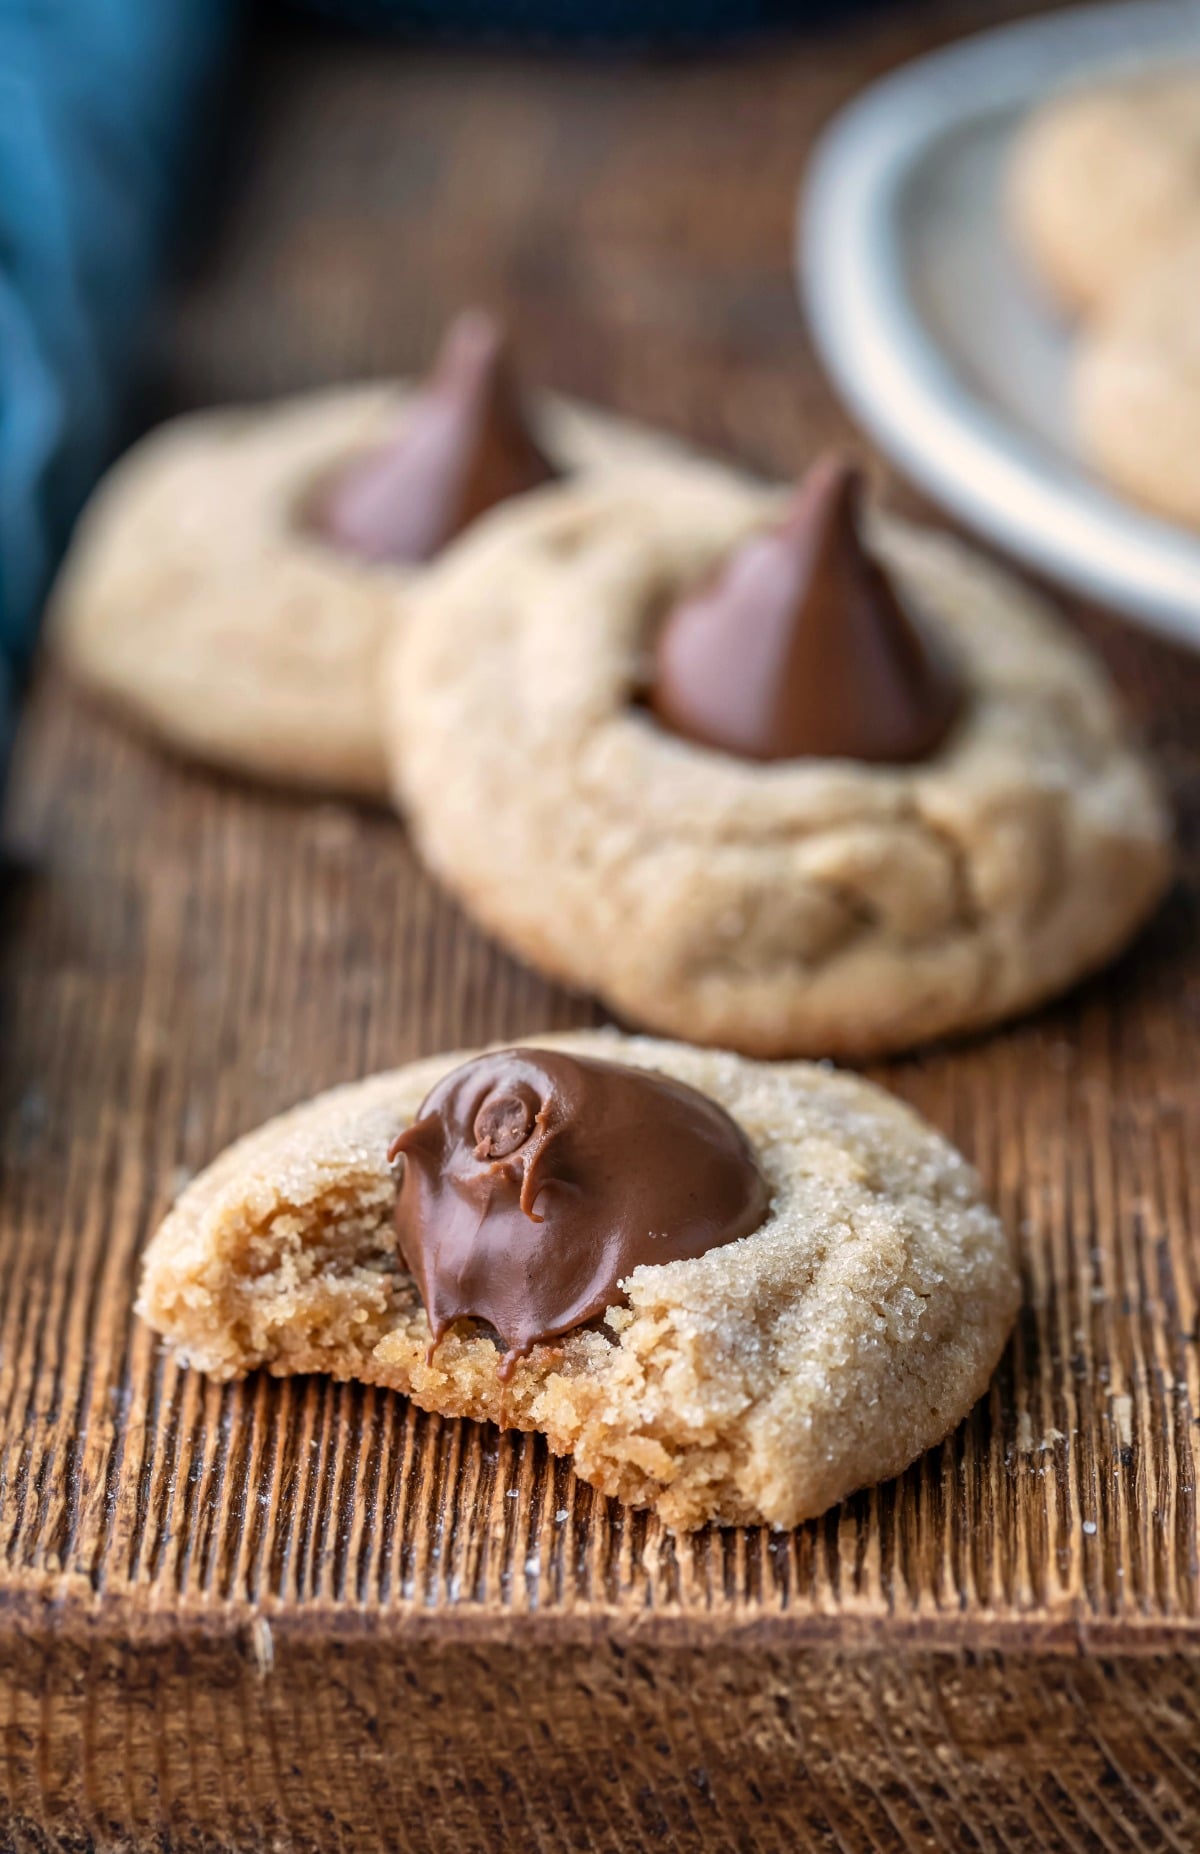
[137,1030,1019,1531]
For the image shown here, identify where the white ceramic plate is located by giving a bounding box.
[798,0,1200,650]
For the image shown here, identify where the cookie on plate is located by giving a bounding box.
[1075,235,1200,530]
[50,312,737,798]
[1008,71,1200,318]
[387,456,1170,1059]
[137,1030,1018,1531]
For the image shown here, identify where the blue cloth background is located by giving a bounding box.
[299,0,828,42]
[0,0,234,789]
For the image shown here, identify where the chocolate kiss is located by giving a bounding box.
[387,1048,769,1374]
[649,457,963,764]
[315,310,560,564]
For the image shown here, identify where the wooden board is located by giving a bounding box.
[3,7,1200,1848]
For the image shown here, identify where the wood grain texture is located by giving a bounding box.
[3,4,1200,1847]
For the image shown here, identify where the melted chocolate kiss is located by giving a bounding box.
[650,457,963,764]
[315,310,560,564]
[387,1048,770,1372]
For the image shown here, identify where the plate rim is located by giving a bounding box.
[797,0,1200,650]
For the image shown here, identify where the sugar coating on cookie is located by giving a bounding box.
[136,1031,1018,1531]
[1075,235,1200,529]
[49,383,735,798]
[386,477,1170,1059]
[1008,72,1200,318]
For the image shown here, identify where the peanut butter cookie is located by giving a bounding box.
[386,469,1170,1058]
[137,1030,1018,1532]
[1008,71,1200,318]
[1075,235,1200,529]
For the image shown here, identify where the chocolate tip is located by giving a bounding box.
[436,307,508,382]
[388,1113,442,1165]
[780,453,865,536]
